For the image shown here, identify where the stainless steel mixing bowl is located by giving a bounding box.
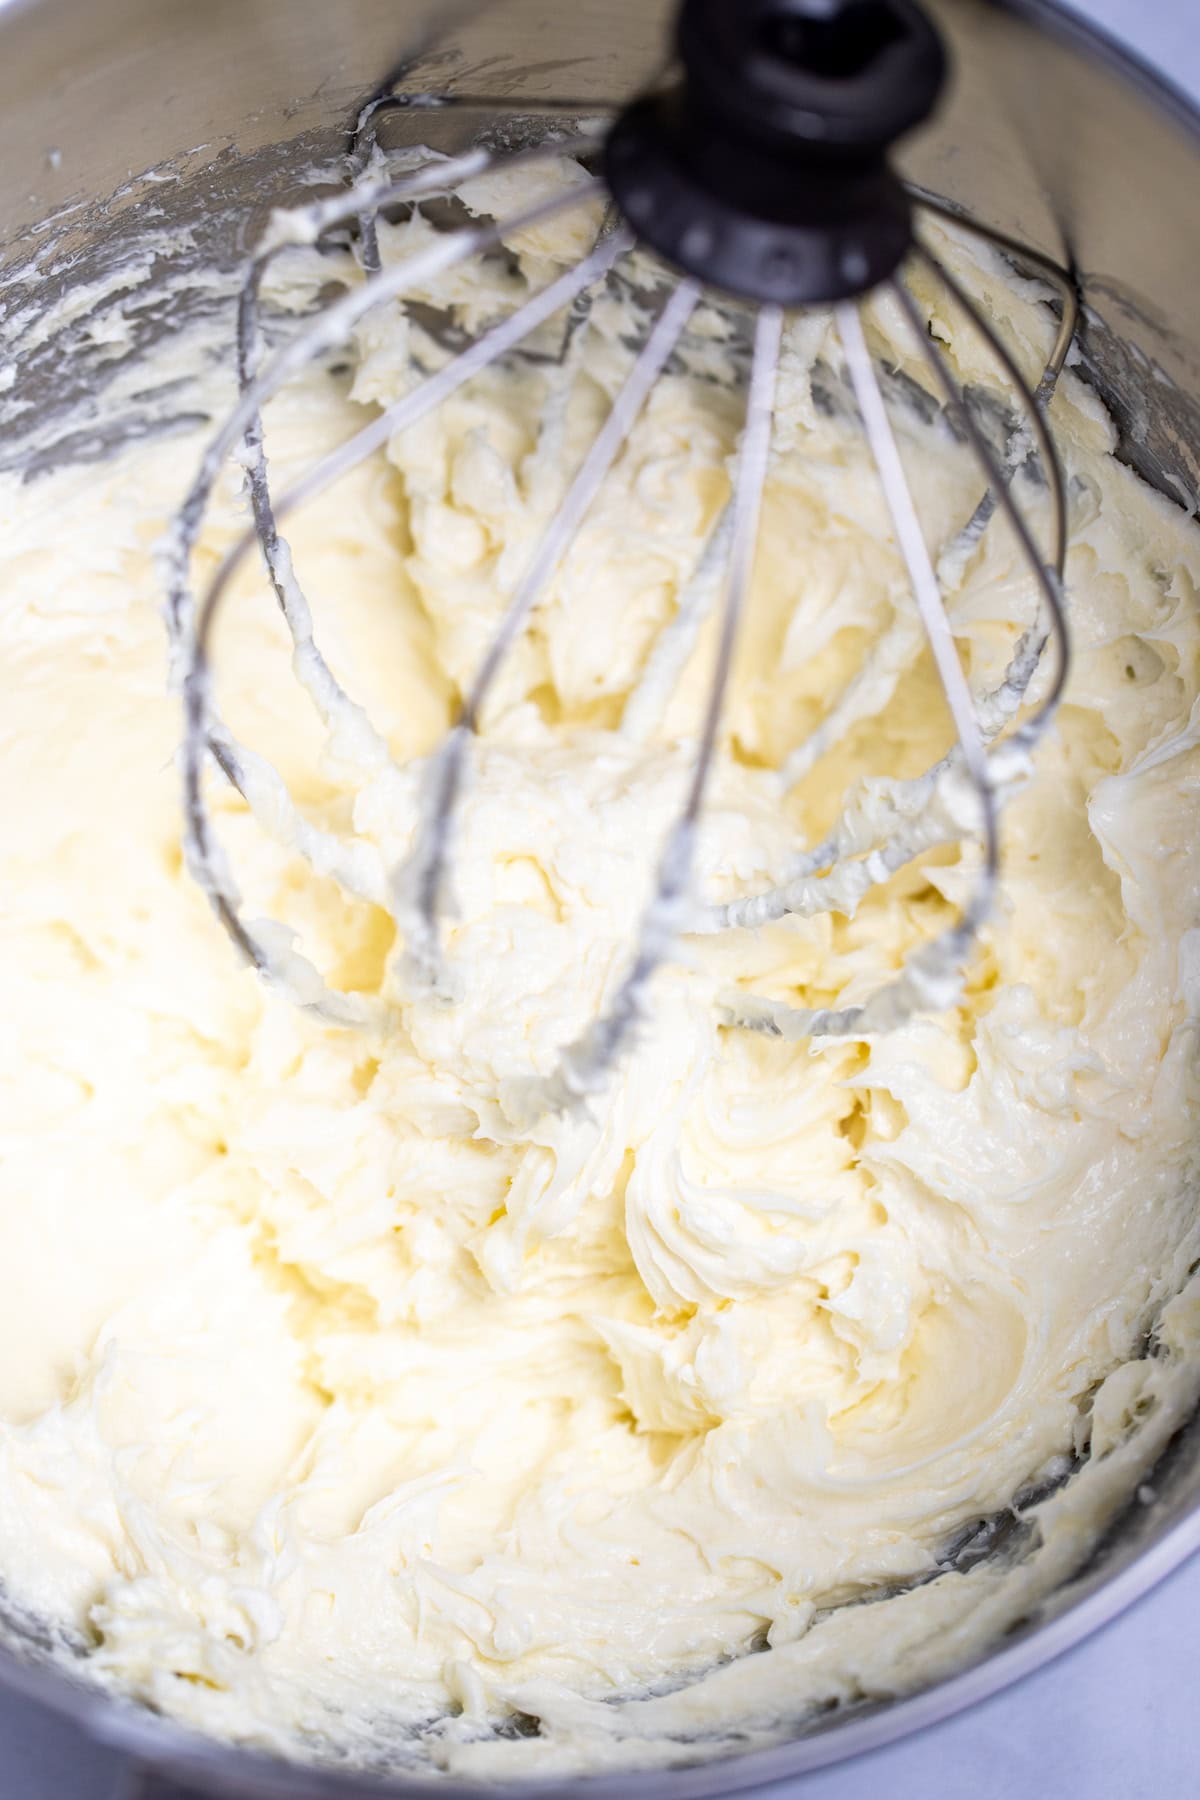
[0,0,1198,1793]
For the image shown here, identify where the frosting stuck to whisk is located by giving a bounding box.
[170,142,1072,1113]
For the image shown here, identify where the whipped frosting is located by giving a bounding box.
[0,153,1198,1781]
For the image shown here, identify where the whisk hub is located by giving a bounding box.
[603,0,947,303]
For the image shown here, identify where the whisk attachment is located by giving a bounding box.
[170,0,1076,1112]
[605,0,945,304]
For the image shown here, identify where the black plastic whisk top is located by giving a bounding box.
[603,0,947,305]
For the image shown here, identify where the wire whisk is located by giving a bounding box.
[165,0,1075,1118]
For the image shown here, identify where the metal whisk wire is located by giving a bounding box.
[397,273,702,999]
[174,149,609,1026]
[507,302,785,1117]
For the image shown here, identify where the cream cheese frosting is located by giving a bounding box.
[0,151,1199,1780]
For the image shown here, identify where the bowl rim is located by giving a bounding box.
[1,1507,1198,1797]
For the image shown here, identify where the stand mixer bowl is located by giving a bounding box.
[0,0,1197,1793]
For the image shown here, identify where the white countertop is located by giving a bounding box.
[1067,0,1199,84]
[1,1,1198,1796]
[762,1555,1200,1799]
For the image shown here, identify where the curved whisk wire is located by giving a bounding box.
[177,167,612,1024]
[511,302,784,1119]
[707,240,1073,943]
[396,276,703,999]
[714,246,1074,1047]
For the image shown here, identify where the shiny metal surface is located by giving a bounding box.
[0,0,1198,1792]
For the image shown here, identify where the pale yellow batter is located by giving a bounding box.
[0,155,1198,1779]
